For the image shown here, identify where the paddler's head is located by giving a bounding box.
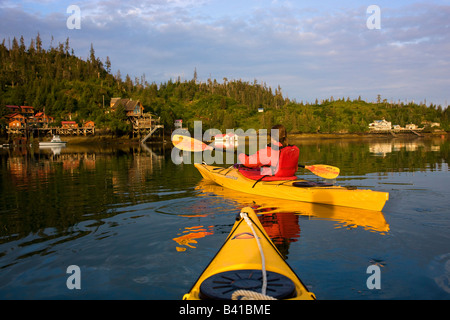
[270,124,287,146]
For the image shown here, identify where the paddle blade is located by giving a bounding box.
[304,164,340,179]
[172,134,213,152]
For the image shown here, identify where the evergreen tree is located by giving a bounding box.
[0,35,448,136]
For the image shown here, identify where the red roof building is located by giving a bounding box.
[20,106,34,117]
[61,121,78,128]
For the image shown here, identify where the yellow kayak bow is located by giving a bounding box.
[183,207,315,300]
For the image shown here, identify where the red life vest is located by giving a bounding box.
[274,145,299,177]
[238,145,299,181]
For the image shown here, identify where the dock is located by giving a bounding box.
[369,128,423,137]
[127,113,164,143]
[7,126,95,136]
[5,98,165,144]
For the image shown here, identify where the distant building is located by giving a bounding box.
[61,121,78,129]
[109,97,163,141]
[20,106,34,118]
[174,119,183,129]
[110,98,144,117]
[7,113,26,123]
[8,119,23,128]
[6,105,20,114]
[84,120,95,128]
[421,121,440,128]
[34,112,54,125]
[369,119,392,131]
[405,124,417,130]
[6,106,34,121]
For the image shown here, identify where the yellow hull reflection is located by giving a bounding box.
[196,180,390,234]
[173,225,214,251]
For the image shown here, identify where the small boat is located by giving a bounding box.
[39,135,67,147]
[183,206,316,300]
[194,163,389,211]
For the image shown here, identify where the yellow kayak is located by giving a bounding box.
[194,163,389,212]
[183,207,315,300]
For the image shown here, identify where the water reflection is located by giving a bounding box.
[0,143,167,257]
[0,136,448,299]
[369,138,444,157]
[38,145,65,155]
[193,180,389,259]
[1,136,446,244]
[195,181,390,234]
[173,225,214,252]
[256,210,300,259]
[292,136,449,177]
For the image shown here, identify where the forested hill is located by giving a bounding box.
[1,35,449,134]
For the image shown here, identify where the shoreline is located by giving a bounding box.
[59,135,175,146]
[65,131,448,146]
[1,131,447,146]
[288,131,449,140]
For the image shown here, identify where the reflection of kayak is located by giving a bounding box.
[194,163,389,212]
[196,181,390,233]
[173,225,214,252]
[183,207,315,300]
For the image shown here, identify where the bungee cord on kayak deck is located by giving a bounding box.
[240,210,268,297]
[183,207,316,300]
[228,210,281,301]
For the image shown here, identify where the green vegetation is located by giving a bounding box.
[1,35,449,134]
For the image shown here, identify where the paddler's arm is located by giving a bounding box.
[238,146,272,168]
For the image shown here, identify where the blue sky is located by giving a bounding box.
[1,0,449,106]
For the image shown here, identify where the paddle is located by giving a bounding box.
[298,164,340,180]
[171,134,340,179]
[172,134,214,152]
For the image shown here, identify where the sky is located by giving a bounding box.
[0,0,449,107]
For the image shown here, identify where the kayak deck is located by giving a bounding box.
[183,207,315,300]
[194,163,389,212]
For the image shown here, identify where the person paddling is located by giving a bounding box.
[238,124,299,177]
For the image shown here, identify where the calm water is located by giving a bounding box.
[0,136,449,300]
